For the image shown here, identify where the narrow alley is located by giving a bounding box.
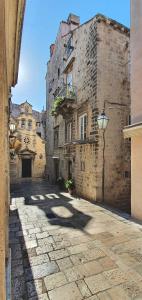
[10,179,142,300]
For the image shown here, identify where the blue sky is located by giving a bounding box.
[12,0,130,111]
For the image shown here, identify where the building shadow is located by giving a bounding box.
[25,192,92,234]
[9,209,38,300]
[10,179,92,234]
[10,180,92,298]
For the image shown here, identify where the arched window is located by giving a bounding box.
[28,119,32,130]
[21,119,25,129]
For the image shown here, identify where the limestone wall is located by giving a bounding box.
[46,14,131,211]
[10,103,46,181]
[0,0,25,298]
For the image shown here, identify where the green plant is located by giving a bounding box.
[50,109,57,116]
[54,96,64,109]
[50,96,64,116]
[69,89,76,98]
[64,179,74,190]
[66,86,76,98]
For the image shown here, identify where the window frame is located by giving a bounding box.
[66,122,72,143]
[66,36,73,59]
[28,119,32,130]
[79,113,87,141]
[54,126,59,148]
[21,119,25,129]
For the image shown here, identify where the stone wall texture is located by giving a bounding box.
[46,14,131,212]
[10,102,46,182]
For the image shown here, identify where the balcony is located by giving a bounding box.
[51,84,77,118]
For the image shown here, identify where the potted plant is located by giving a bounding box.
[50,96,64,116]
[65,179,75,195]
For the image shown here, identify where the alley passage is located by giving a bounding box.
[10,179,142,300]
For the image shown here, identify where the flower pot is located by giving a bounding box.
[68,187,75,195]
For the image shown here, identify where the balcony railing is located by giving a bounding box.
[64,36,74,61]
[58,84,77,100]
[51,84,77,118]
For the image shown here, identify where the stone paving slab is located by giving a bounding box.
[25,261,59,280]
[97,286,131,300]
[29,293,49,300]
[10,180,142,300]
[56,257,73,270]
[29,254,49,266]
[48,282,83,300]
[76,279,92,298]
[84,273,111,294]
[44,271,67,290]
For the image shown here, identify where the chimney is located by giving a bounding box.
[67,14,80,26]
[50,44,55,58]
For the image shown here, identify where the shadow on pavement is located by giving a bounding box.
[10,209,38,299]
[11,179,92,233]
[25,193,92,233]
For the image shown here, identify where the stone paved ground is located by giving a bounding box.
[10,179,142,300]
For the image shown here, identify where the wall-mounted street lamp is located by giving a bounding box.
[9,123,16,134]
[97,101,129,203]
[97,112,109,130]
[97,111,109,203]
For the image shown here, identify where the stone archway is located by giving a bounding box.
[18,148,36,178]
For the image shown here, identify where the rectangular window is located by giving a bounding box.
[66,122,72,142]
[21,119,25,129]
[54,126,59,148]
[58,68,60,79]
[66,36,73,58]
[124,171,130,178]
[36,122,40,127]
[67,73,72,86]
[28,120,32,130]
[79,114,87,140]
[80,161,85,171]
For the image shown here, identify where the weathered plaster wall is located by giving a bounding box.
[130,0,142,220]
[131,0,142,124]
[131,136,142,220]
[0,0,25,298]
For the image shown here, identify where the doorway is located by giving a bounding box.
[22,159,32,178]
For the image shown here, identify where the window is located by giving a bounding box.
[66,122,72,142]
[66,36,73,58]
[58,68,60,79]
[36,122,40,127]
[79,114,87,140]
[54,126,59,148]
[124,171,130,178]
[28,120,32,130]
[81,161,85,171]
[21,119,25,129]
[67,73,72,86]
[66,73,73,97]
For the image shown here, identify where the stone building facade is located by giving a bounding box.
[124,0,142,220]
[0,1,25,298]
[46,13,131,211]
[10,101,46,182]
